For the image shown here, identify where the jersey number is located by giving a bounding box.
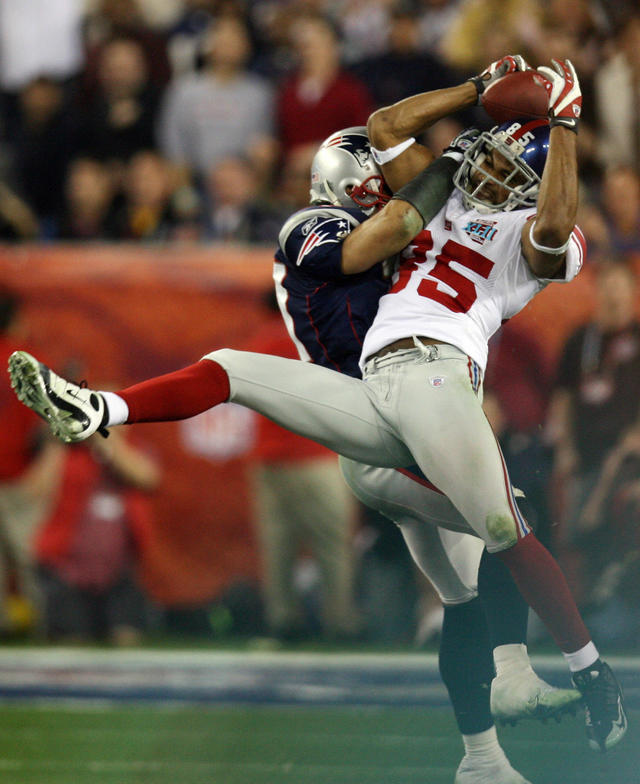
[391,232,494,313]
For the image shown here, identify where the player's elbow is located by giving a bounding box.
[367,107,396,150]
[532,219,571,250]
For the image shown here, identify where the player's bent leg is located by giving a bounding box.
[339,457,473,535]
[342,458,583,726]
[340,459,531,780]
[8,351,108,443]
[211,349,413,467]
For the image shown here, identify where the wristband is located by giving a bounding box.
[549,116,579,133]
[371,137,416,165]
[528,220,571,255]
[392,156,458,228]
[467,75,485,104]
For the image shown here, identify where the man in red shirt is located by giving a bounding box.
[0,289,60,634]
[246,295,361,640]
[276,14,374,154]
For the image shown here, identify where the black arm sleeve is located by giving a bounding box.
[391,156,458,229]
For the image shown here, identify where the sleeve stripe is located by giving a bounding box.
[570,225,586,275]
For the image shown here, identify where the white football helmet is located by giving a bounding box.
[310,126,389,214]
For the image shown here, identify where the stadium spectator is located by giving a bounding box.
[108,149,194,242]
[351,7,458,108]
[0,181,39,241]
[336,0,393,64]
[245,294,362,641]
[593,13,640,169]
[35,426,160,646]
[165,0,220,77]
[0,0,85,136]
[576,425,640,646]
[9,77,79,233]
[416,0,464,56]
[55,157,117,241]
[276,144,318,213]
[549,261,640,600]
[600,166,640,258]
[575,198,612,262]
[80,37,161,171]
[158,15,276,185]
[82,0,171,99]
[0,289,61,637]
[202,156,286,244]
[275,14,374,154]
[439,0,543,74]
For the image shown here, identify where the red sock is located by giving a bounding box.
[118,359,230,423]
[496,533,591,653]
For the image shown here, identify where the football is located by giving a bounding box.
[481,70,549,124]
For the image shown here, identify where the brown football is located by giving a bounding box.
[481,70,549,124]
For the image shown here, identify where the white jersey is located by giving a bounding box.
[361,191,586,372]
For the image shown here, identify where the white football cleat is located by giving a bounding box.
[491,666,582,725]
[8,351,108,443]
[455,754,532,784]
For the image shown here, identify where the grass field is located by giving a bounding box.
[0,703,638,784]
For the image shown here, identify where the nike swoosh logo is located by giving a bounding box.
[611,700,627,732]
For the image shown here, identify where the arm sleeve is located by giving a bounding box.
[391,156,458,228]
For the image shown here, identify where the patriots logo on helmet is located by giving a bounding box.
[325,134,371,169]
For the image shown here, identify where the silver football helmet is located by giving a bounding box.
[310,126,389,214]
[453,119,550,213]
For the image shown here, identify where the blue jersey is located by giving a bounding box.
[273,205,389,378]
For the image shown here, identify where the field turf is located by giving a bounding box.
[0,703,638,784]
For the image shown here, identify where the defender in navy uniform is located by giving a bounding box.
[274,138,390,378]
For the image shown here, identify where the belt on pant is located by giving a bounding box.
[366,336,446,362]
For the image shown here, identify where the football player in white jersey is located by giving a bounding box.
[8,57,627,763]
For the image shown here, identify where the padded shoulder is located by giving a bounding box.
[278,206,364,255]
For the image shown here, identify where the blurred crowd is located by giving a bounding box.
[0,0,637,256]
[1,0,640,648]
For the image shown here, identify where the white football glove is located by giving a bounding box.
[469,55,529,104]
[536,59,581,132]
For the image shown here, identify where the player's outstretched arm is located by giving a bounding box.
[341,154,458,274]
[367,55,528,191]
[522,59,581,279]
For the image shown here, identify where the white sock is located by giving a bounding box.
[462,726,504,761]
[493,643,533,677]
[563,641,599,672]
[100,391,129,426]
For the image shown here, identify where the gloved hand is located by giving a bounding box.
[537,58,582,132]
[442,128,481,162]
[468,55,529,104]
